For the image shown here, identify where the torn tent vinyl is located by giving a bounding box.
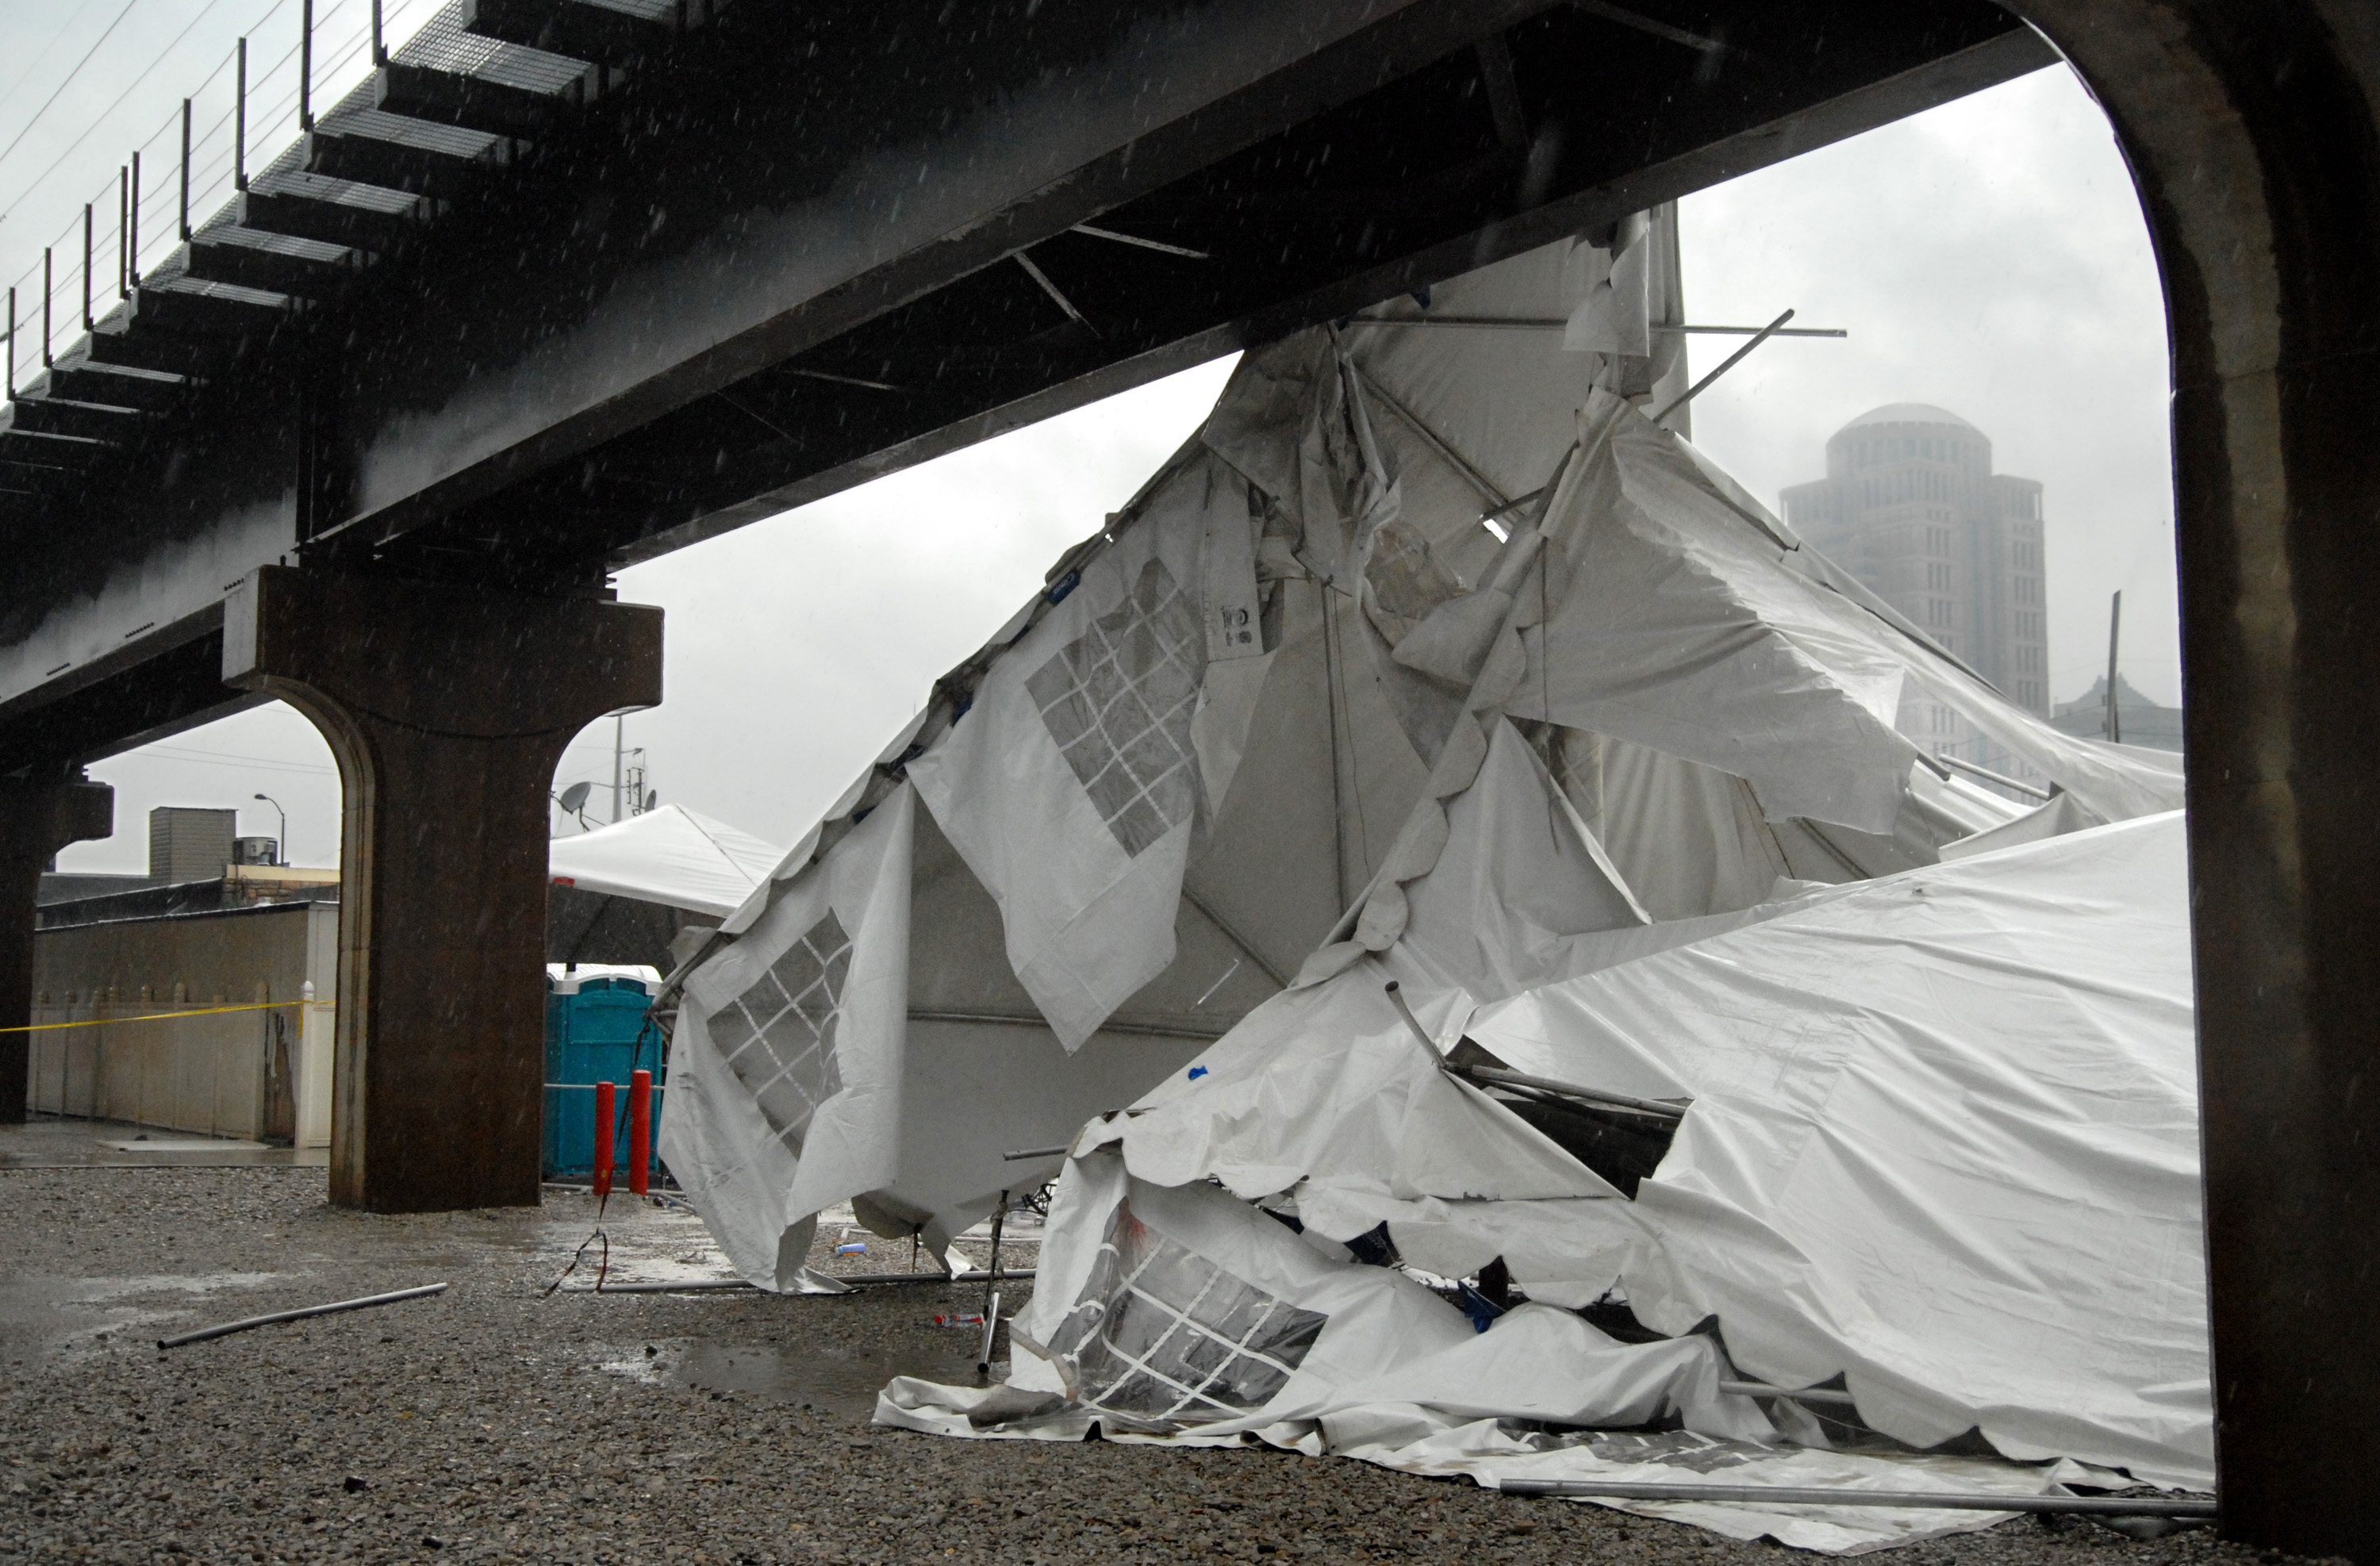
[880,811,2205,1552]
[883,803,2207,1550]
[662,215,2173,1277]
[660,218,2195,1538]
[656,221,1696,1276]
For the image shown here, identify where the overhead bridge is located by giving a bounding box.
[0,0,2053,750]
[0,0,2056,1217]
[2,5,2376,1553]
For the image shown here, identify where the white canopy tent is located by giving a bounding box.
[653,216,2197,1545]
[549,804,785,919]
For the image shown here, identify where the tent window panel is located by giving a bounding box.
[716,911,850,1154]
[1054,1199,1327,1424]
[1027,558,1207,857]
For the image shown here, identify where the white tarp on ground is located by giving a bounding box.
[658,788,914,1289]
[882,814,2209,1543]
[877,1153,2145,1555]
[1468,811,2211,1491]
[550,804,785,919]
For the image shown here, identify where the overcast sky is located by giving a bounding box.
[9,10,2179,873]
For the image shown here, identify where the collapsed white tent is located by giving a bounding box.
[653,213,2197,1541]
[885,811,2205,1552]
[549,804,785,919]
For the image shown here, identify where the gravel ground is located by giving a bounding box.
[0,1164,2325,1566]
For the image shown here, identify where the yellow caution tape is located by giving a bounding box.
[0,1000,331,1035]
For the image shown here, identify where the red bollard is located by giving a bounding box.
[628,1069,652,1196]
[593,1080,616,1197]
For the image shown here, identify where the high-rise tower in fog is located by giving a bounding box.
[1779,405,2049,766]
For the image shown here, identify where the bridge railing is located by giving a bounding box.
[2,0,445,394]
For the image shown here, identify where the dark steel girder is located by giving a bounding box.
[320,0,2051,585]
[2,0,2044,754]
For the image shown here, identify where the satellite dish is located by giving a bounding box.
[557,781,593,814]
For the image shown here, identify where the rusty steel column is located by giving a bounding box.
[2017,2,2380,1557]
[0,774,114,1123]
[225,566,662,1212]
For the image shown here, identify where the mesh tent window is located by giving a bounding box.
[1027,557,1206,856]
[1051,1199,1326,1423]
[712,910,850,1155]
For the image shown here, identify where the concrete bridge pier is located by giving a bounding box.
[0,775,115,1123]
[226,566,663,1212]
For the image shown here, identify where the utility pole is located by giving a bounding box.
[2103,590,2122,745]
[611,714,625,823]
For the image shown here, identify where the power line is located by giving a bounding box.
[2,0,428,344]
[113,744,338,777]
[0,0,293,228]
[0,0,235,225]
[0,0,112,122]
[0,0,149,176]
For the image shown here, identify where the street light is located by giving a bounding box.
[253,793,286,866]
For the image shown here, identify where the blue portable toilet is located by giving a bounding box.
[543,965,667,1181]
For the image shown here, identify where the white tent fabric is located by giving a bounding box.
[657,227,2206,1535]
[1276,370,2172,981]
[880,1161,1779,1452]
[1938,788,2106,861]
[1511,391,1925,833]
[906,456,1248,1051]
[658,788,914,1290]
[1383,720,1650,1002]
[1076,958,1618,1213]
[885,817,2206,1543]
[550,804,785,918]
[1467,812,2210,1491]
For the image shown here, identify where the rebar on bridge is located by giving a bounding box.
[127,154,140,291]
[301,2,317,132]
[178,101,192,242]
[235,37,248,193]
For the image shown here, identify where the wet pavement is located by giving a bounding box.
[0,1115,328,1169]
[0,1132,2328,1566]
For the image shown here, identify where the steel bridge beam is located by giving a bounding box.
[0,0,2045,749]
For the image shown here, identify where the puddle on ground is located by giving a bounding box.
[529,1198,743,1288]
[598,1338,985,1418]
[0,1272,293,1360]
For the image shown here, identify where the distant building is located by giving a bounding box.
[148,806,238,883]
[2051,674,2185,754]
[1781,405,2050,780]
